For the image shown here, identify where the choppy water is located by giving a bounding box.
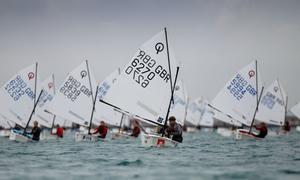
[0,130,299,180]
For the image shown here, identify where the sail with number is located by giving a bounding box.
[211,61,263,126]
[0,63,40,128]
[100,30,177,126]
[47,61,98,127]
[169,80,188,126]
[255,79,287,126]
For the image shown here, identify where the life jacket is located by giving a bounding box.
[131,127,141,137]
[98,125,108,138]
[57,127,64,138]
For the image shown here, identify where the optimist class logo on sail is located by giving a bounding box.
[124,42,171,88]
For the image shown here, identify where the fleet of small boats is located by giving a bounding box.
[0,28,299,146]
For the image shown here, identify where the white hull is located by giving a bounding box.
[0,129,10,137]
[216,128,235,137]
[75,132,105,142]
[40,133,58,141]
[111,131,132,140]
[186,127,199,133]
[141,133,179,147]
[9,130,32,142]
[235,129,261,140]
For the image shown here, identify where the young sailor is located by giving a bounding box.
[130,120,141,137]
[92,121,108,139]
[54,124,64,138]
[165,116,183,143]
[31,121,41,141]
[253,122,268,138]
[282,121,291,133]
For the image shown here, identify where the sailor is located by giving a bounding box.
[93,121,108,139]
[253,122,268,138]
[31,121,41,141]
[165,116,183,143]
[55,124,64,138]
[282,121,291,133]
[130,120,141,137]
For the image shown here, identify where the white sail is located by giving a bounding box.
[47,61,98,127]
[199,100,214,127]
[169,80,188,125]
[32,75,56,128]
[185,98,202,126]
[256,79,287,126]
[213,110,243,127]
[211,61,263,126]
[0,114,14,129]
[95,68,123,126]
[100,30,177,126]
[0,63,40,128]
[290,102,300,120]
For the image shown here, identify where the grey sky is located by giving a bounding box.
[0,0,299,109]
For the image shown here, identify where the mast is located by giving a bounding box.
[23,90,44,134]
[118,113,125,133]
[85,60,97,135]
[276,78,288,125]
[34,62,38,106]
[284,95,288,125]
[86,60,95,134]
[88,85,98,135]
[162,67,180,137]
[164,28,174,103]
[23,62,39,134]
[249,60,263,133]
[50,74,57,133]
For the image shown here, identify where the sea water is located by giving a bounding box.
[0,130,299,180]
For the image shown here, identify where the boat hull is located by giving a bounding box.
[141,133,179,147]
[111,132,132,140]
[217,128,235,137]
[9,129,32,142]
[75,132,104,142]
[0,129,10,137]
[235,129,262,140]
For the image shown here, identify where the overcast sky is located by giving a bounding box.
[0,0,299,109]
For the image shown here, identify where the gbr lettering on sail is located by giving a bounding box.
[124,48,171,88]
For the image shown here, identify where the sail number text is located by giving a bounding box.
[125,49,171,88]
[227,74,257,101]
[59,76,92,102]
[4,75,35,101]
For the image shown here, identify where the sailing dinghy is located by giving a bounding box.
[0,63,43,142]
[210,61,264,140]
[100,28,180,147]
[46,61,101,142]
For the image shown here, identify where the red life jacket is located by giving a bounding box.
[98,125,108,138]
[57,127,64,138]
